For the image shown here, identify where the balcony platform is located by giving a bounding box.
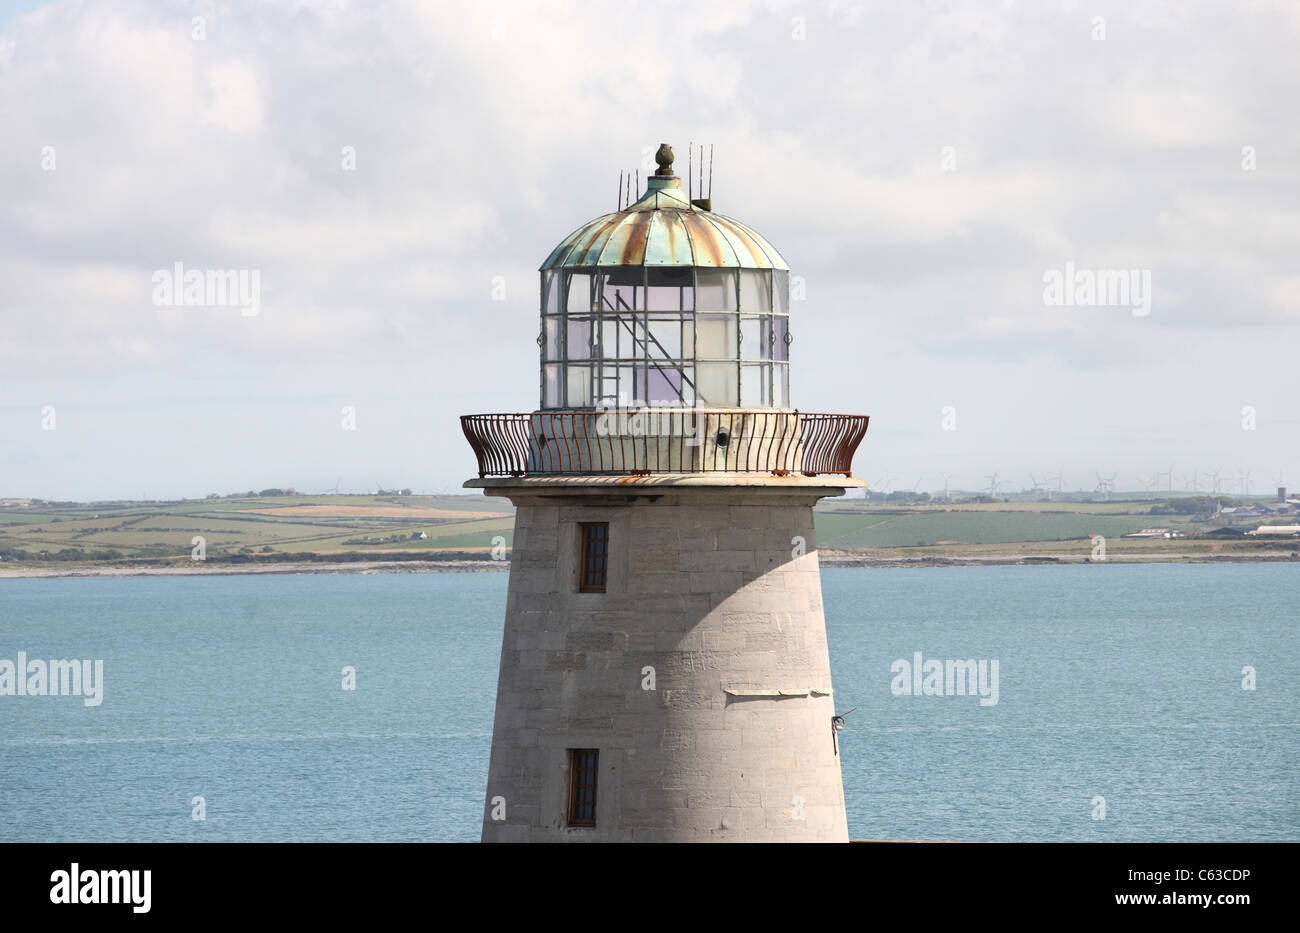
[460,409,869,479]
[465,473,866,491]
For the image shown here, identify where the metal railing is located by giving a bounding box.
[460,409,868,478]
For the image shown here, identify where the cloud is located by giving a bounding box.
[0,0,1297,498]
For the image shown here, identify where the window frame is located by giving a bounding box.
[578,521,610,593]
[567,748,600,827]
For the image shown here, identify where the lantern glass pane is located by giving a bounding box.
[543,272,560,314]
[696,362,738,407]
[773,270,789,315]
[741,363,771,407]
[695,270,737,312]
[566,365,592,407]
[544,364,562,408]
[616,365,636,406]
[646,287,682,312]
[695,314,737,360]
[544,317,561,360]
[566,273,594,314]
[601,319,624,360]
[647,365,688,406]
[631,365,648,406]
[566,318,592,360]
[599,274,641,314]
[648,318,682,358]
[740,315,762,361]
[738,270,771,313]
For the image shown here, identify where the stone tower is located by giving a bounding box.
[461,144,868,842]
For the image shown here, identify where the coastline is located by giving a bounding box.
[819,553,1299,569]
[2,550,1296,579]
[0,559,509,579]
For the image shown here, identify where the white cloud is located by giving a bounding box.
[0,0,1297,498]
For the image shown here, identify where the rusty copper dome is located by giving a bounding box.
[540,159,788,271]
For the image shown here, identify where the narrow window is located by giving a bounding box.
[578,522,609,592]
[568,749,599,826]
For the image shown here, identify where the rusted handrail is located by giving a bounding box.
[460,410,869,478]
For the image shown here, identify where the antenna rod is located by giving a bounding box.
[635,169,639,199]
[688,140,692,204]
[618,170,623,210]
[698,144,703,200]
[708,144,714,199]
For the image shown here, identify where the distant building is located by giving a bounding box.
[1204,526,1246,537]
[1123,528,1183,539]
[410,531,427,540]
[1246,525,1300,537]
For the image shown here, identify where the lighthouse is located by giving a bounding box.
[462,144,868,842]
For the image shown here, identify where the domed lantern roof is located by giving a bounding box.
[538,144,793,411]
[541,151,788,271]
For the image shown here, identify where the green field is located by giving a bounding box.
[0,494,514,563]
[0,493,1289,569]
[816,510,1197,547]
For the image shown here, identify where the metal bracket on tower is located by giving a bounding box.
[831,707,856,755]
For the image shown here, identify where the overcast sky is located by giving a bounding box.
[1,0,1296,501]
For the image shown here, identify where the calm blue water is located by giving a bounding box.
[1,564,1295,841]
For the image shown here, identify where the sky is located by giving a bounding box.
[1,0,1297,501]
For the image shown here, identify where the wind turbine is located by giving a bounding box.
[1028,472,1045,499]
[985,472,1003,497]
[939,473,952,501]
[1181,471,1199,493]
[1051,469,1065,497]
[1158,463,1175,493]
[324,475,341,496]
[1208,468,1224,495]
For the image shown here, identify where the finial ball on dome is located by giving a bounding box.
[654,143,674,176]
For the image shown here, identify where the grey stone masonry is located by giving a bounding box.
[475,476,862,842]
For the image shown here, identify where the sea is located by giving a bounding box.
[1,563,1295,841]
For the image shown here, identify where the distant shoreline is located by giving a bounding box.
[5,492,1294,580]
[2,551,1296,579]
[0,559,509,579]
[819,553,1299,569]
